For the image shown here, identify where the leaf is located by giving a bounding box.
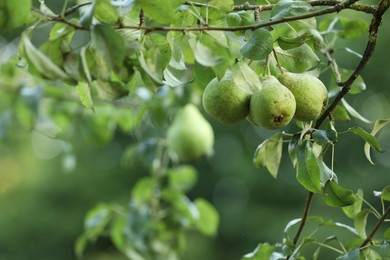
[242,243,276,260]
[189,37,223,67]
[232,61,262,94]
[374,185,390,201]
[0,0,32,29]
[336,248,359,260]
[322,180,357,207]
[95,0,119,24]
[329,69,366,95]
[348,126,382,152]
[168,165,198,192]
[278,32,312,50]
[91,24,125,70]
[84,204,113,240]
[79,2,95,27]
[135,0,183,24]
[75,235,88,258]
[288,134,300,167]
[76,82,94,109]
[131,177,154,205]
[295,140,322,193]
[364,119,390,164]
[194,198,219,236]
[341,99,372,124]
[332,105,351,122]
[271,0,312,20]
[384,228,390,240]
[339,17,369,39]
[115,108,135,132]
[209,0,234,12]
[240,29,273,60]
[253,133,283,178]
[312,130,336,145]
[342,189,363,219]
[22,34,70,81]
[354,209,369,238]
[274,44,320,73]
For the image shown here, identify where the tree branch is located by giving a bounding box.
[360,206,390,249]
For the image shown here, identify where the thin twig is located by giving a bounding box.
[64,2,92,16]
[360,206,390,249]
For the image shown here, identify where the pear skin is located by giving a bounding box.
[167,104,214,161]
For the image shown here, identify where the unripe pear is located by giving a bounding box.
[202,71,253,124]
[278,72,328,122]
[167,104,214,161]
[249,75,296,129]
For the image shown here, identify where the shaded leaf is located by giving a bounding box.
[323,180,356,207]
[343,189,364,219]
[242,243,276,260]
[232,61,262,93]
[296,140,322,193]
[384,228,390,240]
[348,126,382,152]
[336,248,359,260]
[194,198,219,236]
[341,99,372,123]
[240,29,273,60]
[76,82,94,109]
[374,185,390,201]
[189,37,223,67]
[271,0,312,20]
[364,119,390,164]
[332,105,351,122]
[135,0,182,24]
[354,209,369,238]
[253,133,283,178]
[339,17,369,39]
[95,0,119,24]
[168,165,198,192]
[275,44,320,73]
[278,32,312,50]
[131,177,154,205]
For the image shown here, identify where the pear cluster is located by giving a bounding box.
[202,71,328,130]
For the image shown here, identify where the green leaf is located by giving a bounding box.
[343,189,363,219]
[76,82,94,109]
[189,37,223,67]
[336,248,359,260]
[110,218,126,251]
[79,2,95,27]
[75,235,88,258]
[288,134,301,167]
[339,17,369,39]
[81,108,117,146]
[240,29,273,60]
[115,108,135,132]
[354,209,369,238]
[312,130,336,145]
[131,177,154,205]
[374,185,390,201]
[332,105,351,122]
[168,165,198,192]
[135,0,183,24]
[295,140,322,193]
[271,0,312,20]
[95,0,119,24]
[348,126,382,152]
[22,34,70,81]
[341,99,372,124]
[384,228,390,240]
[274,44,320,73]
[84,204,113,240]
[194,198,219,236]
[0,0,32,29]
[278,32,312,50]
[329,69,366,95]
[194,62,216,90]
[91,24,125,70]
[364,119,390,164]
[253,133,283,178]
[232,61,262,94]
[323,180,357,207]
[242,243,276,260]
[209,0,234,12]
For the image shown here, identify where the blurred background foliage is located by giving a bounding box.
[0,0,390,259]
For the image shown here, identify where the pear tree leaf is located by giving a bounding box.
[232,61,262,93]
[167,165,198,192]
[277,32,312,50]
[242,243,276,260]
[95,0,120,24]
[194,62,216,90]
[323,180,357,207]
[312,130,336,145]
[131,177,154,205]
[0,0,32,29]
[76,82,94,109]
[275,44,320,73]
[373,185,390,201]
[240,29,273,60]
[253,133,283,179]
[194,198,219,236]
[348,126,382,152]
[288,133,300,167]
[332,105,351,122]
[364,119,390,164]
[295,140,322,193]
[384,228,390,240]
[91,24,125,70]
[336,248,359,260]
[135,0,183,24]
[341,99,372,123]
[271,0,312,20]
[329,69,366,95]
[22,34,70,81]
[189,37,223,67]
[209,0,234,12]
[354,209,369,238]
[339,17,369,39]
[342,189,364,219]
[79,2,95,28]
[115,108,135,133]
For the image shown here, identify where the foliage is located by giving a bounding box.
[0,0,389,259]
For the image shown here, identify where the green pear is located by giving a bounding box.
[202,71,253,124]
[249,75,296,129]
[278,72,328,122]
[167,104,214,161]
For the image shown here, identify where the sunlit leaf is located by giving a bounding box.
[168,165,198,192]
[76,82,94,109]
[0,0,31,29]
[323,180,356,207]
[240,29,273,60]
[339,17,369,39]
[253,133,283,178]
[364,119,390,164]
[131,177,154,205]
[341,99,372,124]
[189,37,223,67]
[384,228,390,240]
[232,61,262,93]
[194,198,219,236]
[95,0,119,24]
[135,0,182,24]
[354,209,369,238]
[275,44,320,73]
[271,0,312,20]
[242,243,276,260]
[332,105,351,122]
[209,0,234,12]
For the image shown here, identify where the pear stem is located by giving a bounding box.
[272,48,284,75]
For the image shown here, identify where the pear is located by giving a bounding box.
[278,72,328,122]
[167,104,214,161]
[249,75,296,129]
[202,71,252,124]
